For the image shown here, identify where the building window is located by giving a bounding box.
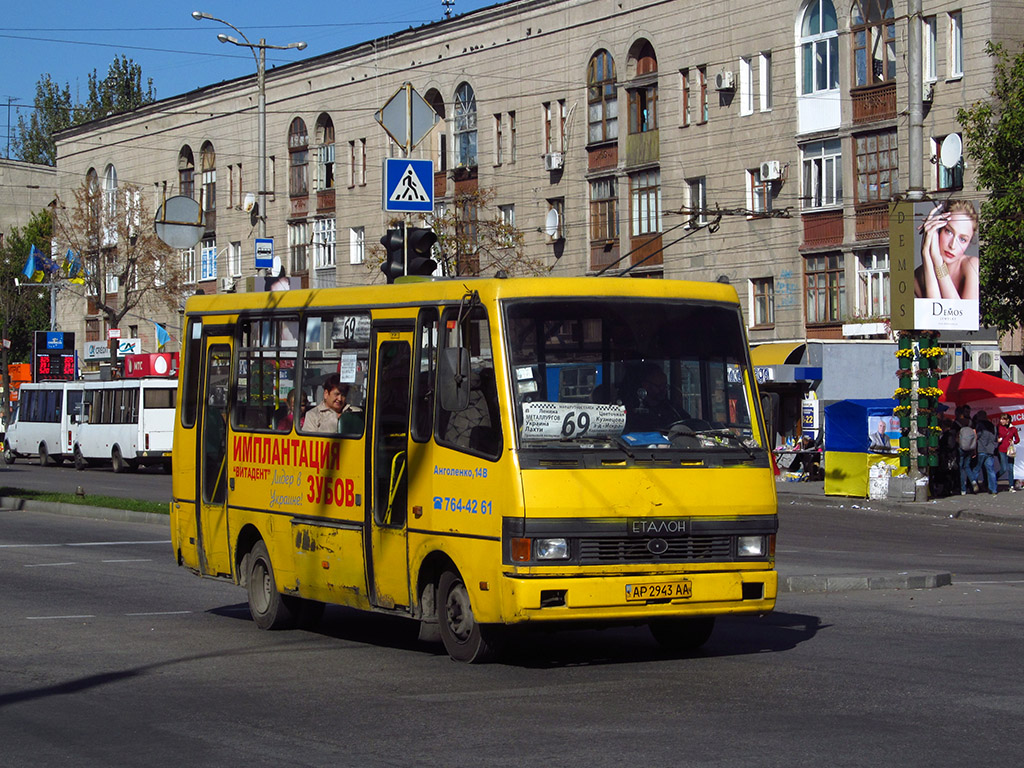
[854,130,898,203]
[508,111,516,163]
[686,177,707,226]
[200,237,217,282]
[948,11,963,78]
[315,114,335,191]
[856,249,889,317]
[200,141,216,231]
[589,178,618,243]
[349,226,365,265]
[313,218,336,270]
[751,277,775,327]
[498,204,515,247]
[739,57,753,116]
[229,241,242,277]
[454,82,478,168]
[546,198,565,242]
[178,146,195,198]
[180,246,196,284]
[679,68,690,127]
[494,114,503,165]
[630,169,661,236]
[934,135,964,191]
[801,0,839,95]
[801,139,843,208]
[698,66,708,123]
[923,15,937,82]
[852,0,896,87]
[748,168,771,214]
[288,118,309,197]
[588,49,618,143]
[102,164,118,224]
[759,51,773,111]
[805,252,846,324]
[289,221,309,273]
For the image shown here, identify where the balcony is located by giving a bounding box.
[628,233,663,268]
[290,195,309,219]
[851,83,897,124]
[800,209,844,250]
[589,242,619,272]
[855,203,889,240]
[316,188,335,214]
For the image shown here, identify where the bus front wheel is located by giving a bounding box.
[74,446,88,471]
[247,540,296,630]
[438,569,499,663]
[2,442,14,465]
[111,446,127,474]
[648,616,715,652]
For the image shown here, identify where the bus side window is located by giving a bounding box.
[181,318,202,429]
[435,307,502,459]
[298,312,370,437]
[411,307,439,443]
[234,317,300,432]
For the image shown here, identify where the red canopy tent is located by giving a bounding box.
[938,369,1024,417]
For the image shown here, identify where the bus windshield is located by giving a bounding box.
[504,298,761,451]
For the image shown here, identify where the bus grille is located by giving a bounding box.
[578,535,732,564]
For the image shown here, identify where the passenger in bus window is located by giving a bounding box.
[275,389,308,432]
[302,374,345,433]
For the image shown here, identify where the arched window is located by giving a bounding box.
[289,117,309,197]
[453,82,477,168]
[315,113,335,191]
[86,167,100,222]
[424,88,448,173]
[800,0,839,94]
[587,50,618,144]
[178,145,195,198]
[851,0,895,87]
[627,41,657,134]
[103,164,118,221]
[200,141,216,229]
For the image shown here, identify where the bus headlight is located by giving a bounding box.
[737,535,765,557]
[536,538,569,560]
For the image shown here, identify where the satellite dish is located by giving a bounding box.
[154,195,205,249]
[940,134,963,169]
[242,192,257,213]
[544,208,560,240]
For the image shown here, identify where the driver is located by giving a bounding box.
[627,364,687,432]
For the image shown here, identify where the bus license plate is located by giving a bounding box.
[625,580,692,602]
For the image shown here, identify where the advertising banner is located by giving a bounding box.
[890,199,980,331]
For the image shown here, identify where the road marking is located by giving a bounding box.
[102,559,152,563]
[956,579,1024,585]
[25,562,77,567]
[27,615,95,620]
[124,611,192,616]
[0,540,170,549]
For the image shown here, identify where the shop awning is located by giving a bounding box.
[750,342,806,367]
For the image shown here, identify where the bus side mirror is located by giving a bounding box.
[438,347,471,412]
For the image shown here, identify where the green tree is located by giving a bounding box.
[0,209,52,425]
[957,41,1024,333]
[13,55,155,167]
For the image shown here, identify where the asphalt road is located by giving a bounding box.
[0,457,171,503]
[1,504,1023,766]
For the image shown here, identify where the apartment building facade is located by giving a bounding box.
[52,0,1022,387]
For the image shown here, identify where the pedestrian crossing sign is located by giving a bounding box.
[383,158,434,212]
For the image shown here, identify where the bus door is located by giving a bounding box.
[367,325,414,611]
[196,335,233,578]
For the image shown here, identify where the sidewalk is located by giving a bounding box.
[775,477,1024,527]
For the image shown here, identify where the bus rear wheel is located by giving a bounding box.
[648,616,716,652]
[438,569,499,663]
[74,446,89,471]
[247,540,296,630]
[111,446,127,474]
[2,442,14,464]
[38,442,50,467]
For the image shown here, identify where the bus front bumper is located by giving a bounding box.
[496,568,777,624]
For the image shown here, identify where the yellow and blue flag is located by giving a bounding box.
[22,245,45,282]
[62,249,85,284]
[155,323,171,351]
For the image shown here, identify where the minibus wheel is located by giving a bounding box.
[2,442,14,464]
[438,569,498,663]
[74,446,88,471]
[247,540,296,630]
[37,442,49,467]
[111,446,127,474]
[648,616,715,652]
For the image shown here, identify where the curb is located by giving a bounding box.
[780,570,953,593]
[777,490,1024,527]
[0,495,167,527]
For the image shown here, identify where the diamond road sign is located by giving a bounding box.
[383,158,434,213]
[375,83,439,151]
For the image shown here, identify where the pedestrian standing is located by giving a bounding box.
[975,415,998,495]
[996,414,1020,492]
[957,414,979,495]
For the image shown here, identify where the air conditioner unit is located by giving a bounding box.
[220,277,237,293]
[715,70,735,91]
[935,348,963,374]
[971,349,1000,372]
[760,160,783,181]
[544,152,564,171]
[922,81,934,102]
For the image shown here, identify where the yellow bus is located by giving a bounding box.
[170,276,777,662]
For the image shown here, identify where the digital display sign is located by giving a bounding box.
[33,330,76,381]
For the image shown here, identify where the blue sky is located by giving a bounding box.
[1,0,496,157]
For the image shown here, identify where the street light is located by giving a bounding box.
[191,11,307,239]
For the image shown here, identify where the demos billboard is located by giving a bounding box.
[890,199,980,331]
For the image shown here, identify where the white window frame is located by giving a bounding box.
[349,226,365,265]
[313,217,336,270]
[180,246,196,285]
[630,170,662,236]
[800,0,840,95]
[200,238,217,282]
[923,15,937,83]
[289,221,309,273]
[759,51,773,111]
[498,204,515,247]
[749,277,775,327]
[856,249,890,318]
[229,241,242,278]
[686,177,707,226]
[948,11,963,79]
[801,139,843,209]
[739,57,754,116]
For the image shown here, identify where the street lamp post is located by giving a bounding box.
[191,12,306,240]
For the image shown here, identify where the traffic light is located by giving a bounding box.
[380,226,438,284]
